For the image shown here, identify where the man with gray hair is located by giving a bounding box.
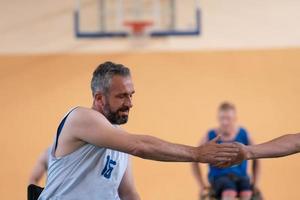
[38,61,241,200]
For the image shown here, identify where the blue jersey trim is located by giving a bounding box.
[54,107,78,151]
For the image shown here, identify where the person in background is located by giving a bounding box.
[192,102,260,200]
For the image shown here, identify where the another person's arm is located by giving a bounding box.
[222,133,300,167]
[118,157,140,200]
[28,149,49,185]
[63,107,240,165]
[246,133,300,159]
[191,136,210,194]
[247,137,260,188]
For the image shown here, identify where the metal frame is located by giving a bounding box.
[150,8,201,37]
[74,0,201,38]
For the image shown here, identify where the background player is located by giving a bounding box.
[192,102,260,200]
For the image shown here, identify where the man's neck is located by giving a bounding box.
[91,104,103,114]
[219,126,237,137]
[91,104,97,111]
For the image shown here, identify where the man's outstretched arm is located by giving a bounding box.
[65,107,240,165]
[246,133,300,159]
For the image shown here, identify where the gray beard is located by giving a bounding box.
[103,104,129,125]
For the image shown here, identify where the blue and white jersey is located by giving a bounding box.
[38,108,128,200]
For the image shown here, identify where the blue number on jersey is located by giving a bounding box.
[101,155,117,179]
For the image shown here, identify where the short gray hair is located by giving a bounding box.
[91,61,131,96]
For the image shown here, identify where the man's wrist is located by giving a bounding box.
[245,145,255,160]
[191,146,201,162]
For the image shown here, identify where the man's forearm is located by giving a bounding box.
[251,159,260,186]
[131,135,199,162]
[247,133,300,159]
[130,134,238,164]
[191,163,206,188]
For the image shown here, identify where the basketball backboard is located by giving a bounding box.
[74,0,201,38]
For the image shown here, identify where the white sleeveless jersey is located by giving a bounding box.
[38,108,128,200]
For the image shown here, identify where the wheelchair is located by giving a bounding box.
[200,186,263,200]
[27,184,44,200]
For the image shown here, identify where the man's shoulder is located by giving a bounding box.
[72,106,94,114]
[207,128,217,135]
[238,126,249,134]
[71,106,102,118]
[237,126,251,145]
[65,107,107,128]
[206,128,217,140]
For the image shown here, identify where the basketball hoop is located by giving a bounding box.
[123,21,153,36]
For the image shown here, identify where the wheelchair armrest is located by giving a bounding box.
[27,184,44,200]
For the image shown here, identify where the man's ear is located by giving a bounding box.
[94,92,106,109]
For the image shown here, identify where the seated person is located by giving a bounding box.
[192,102,260,200]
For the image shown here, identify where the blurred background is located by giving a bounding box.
[0,0,300,199]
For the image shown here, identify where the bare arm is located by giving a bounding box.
[247,133,300,159]
[191,163,207,189]
[222,133,300,167]
[62,107,239,164]
[28,149,49,185]
[251,159,260,186]
[118,157,140,200]
[191,136,209,189]
[247,137,260,187]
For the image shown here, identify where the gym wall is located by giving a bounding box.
[0,48,299,199]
